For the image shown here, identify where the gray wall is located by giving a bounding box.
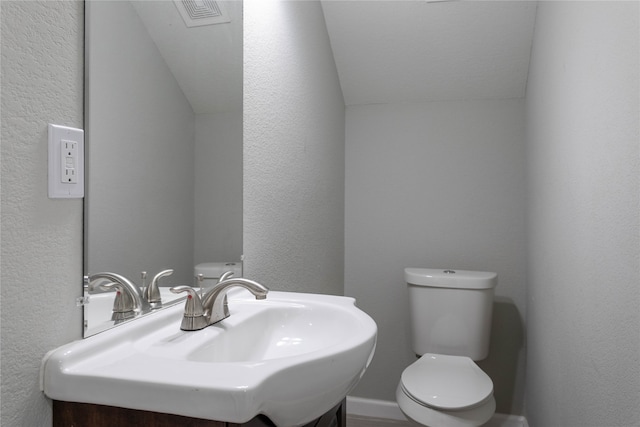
[525,2,639,426]
[345,99,527,413]
[87,1,243,278]
[243,0,345,295]
[194,110,243,264]
[1,2,84,426]
[86,0,195,283]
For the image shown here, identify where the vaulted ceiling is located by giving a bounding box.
[321,0,537,105]
[134,1,537,111]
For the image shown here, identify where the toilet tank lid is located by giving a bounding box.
[195,262,242,278]
[404,268,497,289]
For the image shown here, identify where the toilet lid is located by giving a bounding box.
[401,353,493,411]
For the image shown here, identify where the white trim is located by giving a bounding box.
[484,413,530,427]
[346,396,529,427]
[347,396,408,421]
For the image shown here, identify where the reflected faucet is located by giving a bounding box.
[171,278,269,331]
[218,270,235,283]
[144,269,174,309]
[87,269,174,315]
[87,272,148,313]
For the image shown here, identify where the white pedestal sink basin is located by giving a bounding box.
[41,289,377,426]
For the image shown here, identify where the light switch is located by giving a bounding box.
[48,124,84,198]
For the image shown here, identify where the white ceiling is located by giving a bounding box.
[132,1,243,114]
[134,1,537,112]
[321,0,538,105]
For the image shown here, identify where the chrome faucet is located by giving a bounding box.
[171,277,269,331]
[87,269,174,315]
[87,272,148,313]
[202,278,269,324]
[94,281,138,322]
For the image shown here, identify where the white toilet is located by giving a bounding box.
[396,268,498,427]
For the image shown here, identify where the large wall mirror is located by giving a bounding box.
[84,0,243,336]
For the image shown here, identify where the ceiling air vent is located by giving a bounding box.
[174,0,231,27]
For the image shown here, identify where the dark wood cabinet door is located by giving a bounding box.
[53,399,346,427]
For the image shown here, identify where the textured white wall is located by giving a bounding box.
[345,99,527,413]
[525,2,639,426]
[243,0,345,294]
[86,1,195,284]
[1,1,84,425]
[194,110,243,264]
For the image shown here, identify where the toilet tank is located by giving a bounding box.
[194,262,243,288]
[404,268,497,361]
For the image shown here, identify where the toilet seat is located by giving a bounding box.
[400,353,493,411]
[396,383,496,427]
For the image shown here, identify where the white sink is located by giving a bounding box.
[42,289,377,426]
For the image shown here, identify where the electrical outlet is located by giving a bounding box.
[61,140,79,184]
[48,124,84,198]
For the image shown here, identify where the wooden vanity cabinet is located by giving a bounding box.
[53,398,346,427]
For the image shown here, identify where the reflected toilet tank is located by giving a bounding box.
[194,262,243,287]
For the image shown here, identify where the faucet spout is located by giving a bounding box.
[201,278,269,325]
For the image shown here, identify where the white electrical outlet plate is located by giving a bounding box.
[48,124,85,198]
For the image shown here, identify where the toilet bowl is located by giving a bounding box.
[396,353,495,427]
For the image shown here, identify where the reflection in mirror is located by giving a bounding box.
[84,0,243,337]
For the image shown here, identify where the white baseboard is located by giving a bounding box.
[347,396,407,421]
[346,396,529,427]
[484,413,530,427]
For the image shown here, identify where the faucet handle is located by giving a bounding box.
[145,269,174,308]
[170,286,208,331]
[218,271,235,283]
[99,282,136,319]
[152,269,174,285]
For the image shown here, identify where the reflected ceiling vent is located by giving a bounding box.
[174,0,231,27]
